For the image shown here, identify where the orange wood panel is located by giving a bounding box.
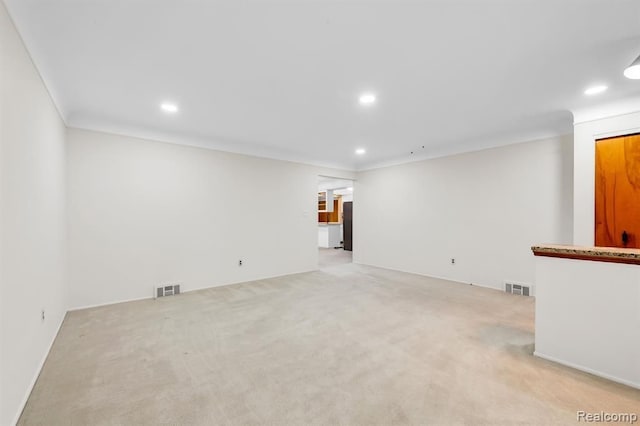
[318,199,339,223]
[595,134,640,248]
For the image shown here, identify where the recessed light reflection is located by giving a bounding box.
[359,93,376,105]
[160,102,179,113]
[584,85,607,96]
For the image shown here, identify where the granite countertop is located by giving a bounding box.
[531,244,640,264]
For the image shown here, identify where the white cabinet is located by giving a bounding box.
[318,224,341,248]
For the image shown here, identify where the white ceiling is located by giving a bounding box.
[318,176,354,191]
[6,0,640,170]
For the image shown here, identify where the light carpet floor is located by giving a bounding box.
[318,247,352,268]
[19,263,640,425]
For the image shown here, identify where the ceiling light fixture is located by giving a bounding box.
[160,102,178,113]
[584,85,607,96]
[624,54,640,79]
[355,148,366,155]
[359,93,376,106]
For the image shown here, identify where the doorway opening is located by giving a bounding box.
[317,175,354,269]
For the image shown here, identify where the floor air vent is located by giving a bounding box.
[505,281,531,296]
[155,283,181,299]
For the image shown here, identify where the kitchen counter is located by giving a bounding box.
[532,244,640,389]
[532,244,640,265]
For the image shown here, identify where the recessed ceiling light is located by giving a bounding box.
[624,54,640,79]
[359,93,376,106]
[160,102,178,113]
[625,65,640,79]
[584,85,607,96]
[355,148,366,155]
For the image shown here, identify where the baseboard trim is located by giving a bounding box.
[351,261,505,293]
[68,269,318,312]
[68,295,153,312]
[183,269,318,295]
[534,351,640,390]
[12,312,66,426]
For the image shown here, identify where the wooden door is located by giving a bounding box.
[343,202,353,251]
[595,134,640,248]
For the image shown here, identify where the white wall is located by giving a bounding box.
[67,128,354,309]
[0,2,68,424]
[353,135,573,291]
[534,256,640,389]
[573,111,640,246]
[340,193,353,203]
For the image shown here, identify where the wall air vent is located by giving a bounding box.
[155,283,181,299]
[504,281,531,296]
